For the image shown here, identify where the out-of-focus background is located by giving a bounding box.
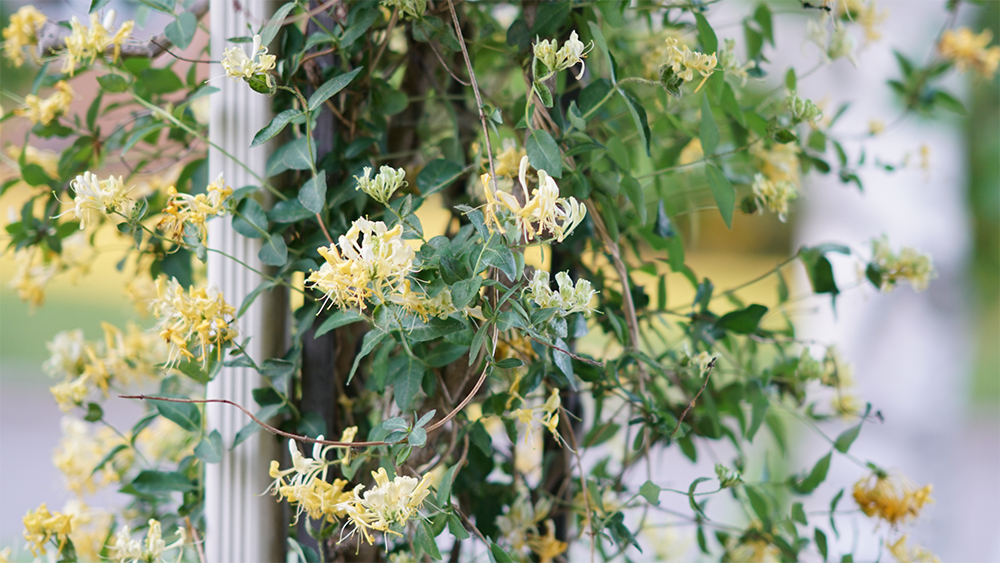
[1,0,997,560]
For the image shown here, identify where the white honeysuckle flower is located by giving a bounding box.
[355,165,407,204]
[68,171,133,229]
[533,30,594,79]
[221,34,277,89]
[526,269,597,317]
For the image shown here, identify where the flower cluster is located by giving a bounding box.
[391,281,457,321]
[534,30,593,79]
[67,171,134,229]
[355,165,407,205]
[496,486,553,553]
[751,172,798,222]
[8,232,91,307]
[853,471,933,527]
[938,27,1000,79]
[151,277,239,367]
[46,321,166,411]
[61,500,113,562]
[662,37,718,84]
[786,94,823,123]
[889,535,941,563]
[222,34,277,92]
[16,80,74,126]
[109,519,186,563]
[526,270,597,317]
[718,38,752,86]
[336,467,432,545]
[22,504,73,557]
[482,156,586,243]
[526,522,568,563]
[307,218,415,311]
[267,429,357,523]
[53,417,131,496]
[493,140,527,178]
[751,141,801,188]
[2,5,47,67]
[158,173,233,244]
[63,10,134,75]
[869,236,937,292]
[511,388,562,445]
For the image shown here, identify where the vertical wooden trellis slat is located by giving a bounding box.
[206,0,283,560]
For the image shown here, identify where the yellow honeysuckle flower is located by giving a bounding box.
[390,280,457,321]
[334,467,432,544]
[939,27,1000,79]
[152,277,239,367]
[494,140,527,178]
[62,10,134,75]
[16,80,74,126]
[853,471,933,526]
[663,37,717,89]
[109,520,186,563]
[2,5,47,67]
[751,173,798,222]
[527,520,568,563]
[482,156,586,244]
[306,217,414,311]
[158,173,233,244]
[889,535,941,563]
[22,503,73,557]
[53,417,130,495]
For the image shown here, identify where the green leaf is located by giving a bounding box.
[340,8,378,49]
[447,514,469,540]
[156,398,201,433]
[266,137,316,176]
[90,444,128,477]
[815,528,828,560]
[753,3,774,46]
[260,1,297,47]
[493,358,523,369]
[488,541,514,563]
[746,379,769,441]
[792,502,807,525]
[620,175,646,225]
[746,485,770,521]
[424,343,468,368]
[20,164,52,187]
[268,198,313,223]
[694,13,718,53]
[164,12,197,50]
[834,422,864,454]
[619,90,651,157]
[705,163,735,229]
[720,82,745,127]
[451,277,482,309]
[132,470,196,494]
[97,74,129,93]
[258,235,288,266]
[141,68,184,94]
[800,248,840,296]
[84,402,104,422]
[795,452,832,494]
[700,92,719,156]
[416,159,464,196]
[408,427,427,447]
[533,81,554,108]
[526,129,562,178]
[932,90,966,114]
[298,171,327,213]
[122,123,166,156]
[531,0,571,37]
[687,477,711,518]
[390,356,425,410]
[90,0,114,13]
[315,310,364,337]
[587,21,616,84]
[639,480,661,506]
[437,464,460,505]
[715,304,768,334]
[232,198,268,239]
[415,521,442,560]
[194,430,224,463]
[308,67,363,112]
[348,330,387,384]
[251,109,301,148]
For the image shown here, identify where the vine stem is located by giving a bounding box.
[669,358,716,440]
[445,0,500,194]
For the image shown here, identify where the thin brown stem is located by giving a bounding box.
[185,517,207,563]
[668,358,716,440]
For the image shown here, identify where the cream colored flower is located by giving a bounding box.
[497,486,552,553]
[307,217,415,311]
[868,119,885,136]
[751,173,798,222]
[2,5,47,67]
[718,38,751,86]
[61,500,112,562]
[381,0,427,20]
[534,30,593,79]
[355,165,406,204]
[152,277,239,367]
[494,140,527,178]
[8,245,59,307]
[221,34,277,89]
[44,329,87,379]
[391,280,456,321]
[63,10,133,75]
[526,270,597,317]
[267,434,359,523]
[110,520,186,563]
[334,467,432,544]
[889,535,941,563]
[136,417,195,462]
[158,173,233,244]
[67,171,133,229]
[939,27,1000,79]
[869,236,936,292]
[16,80,74,126]
[483,156,586,243]
[663,37,717,86]
[751,141,801,188]
[53,417,129,495]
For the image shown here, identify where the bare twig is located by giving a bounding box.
[528,335,604,367]
[427,40,471,86]
[37,0,210,60]
[668,358,716,440]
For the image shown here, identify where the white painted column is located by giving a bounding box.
[207,0,284,560]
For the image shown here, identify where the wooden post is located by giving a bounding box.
[205,0,284,560]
